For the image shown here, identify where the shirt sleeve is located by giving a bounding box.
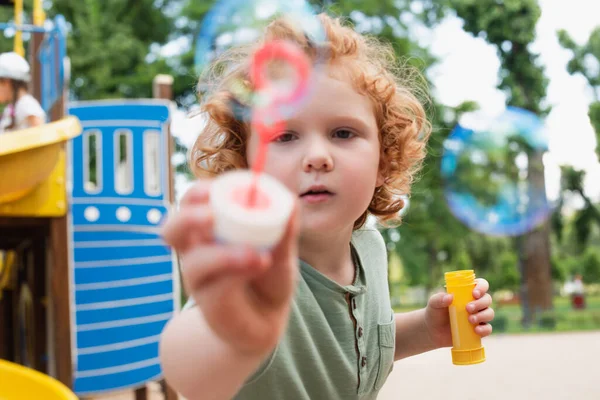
[0,107,11,132]
[16,95,47,121]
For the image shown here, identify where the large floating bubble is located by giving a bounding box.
[441,107,560,236]
[195,0,326,122]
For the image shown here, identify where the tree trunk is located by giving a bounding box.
[515,236,531,327]
[520,150,553,325]
[522,222,553,312]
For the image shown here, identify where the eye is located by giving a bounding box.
[332,128,355,139]
[273,132,297,143]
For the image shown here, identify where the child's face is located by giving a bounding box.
[246,71,384,236]
[0,79,11,103]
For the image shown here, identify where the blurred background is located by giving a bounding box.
[2,0,598,357]
[1,1,599,399]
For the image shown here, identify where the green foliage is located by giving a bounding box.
[561,166,585,192]
[558,27,600,93]
[448,1,556,321]
[589,101,600,160]
[0,1,35,53]
[46,0,180,101]
[550,254,568,282]
[449,0,549,115]
[392,2,558,294]
[557,27,600,250]
[395,100,478,289]
[453,249,471,271]
[550,253,582,283]
[552,214,600,283]
[173,0,442,104]
[558,27,600,160]
[496,251,520,290]
[583,247,600,283]
[0,10,13,53]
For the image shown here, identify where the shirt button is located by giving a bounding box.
[361,356,367,367]
[358,327,363,337]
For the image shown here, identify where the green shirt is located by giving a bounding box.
[187,227,396,399]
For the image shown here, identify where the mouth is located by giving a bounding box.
[300,185,335,203]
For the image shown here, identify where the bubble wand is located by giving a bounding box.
[246,40,311,207]
[208,40,311,249]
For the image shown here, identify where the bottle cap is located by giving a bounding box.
[445,270,476,287]
[451,346,486,365]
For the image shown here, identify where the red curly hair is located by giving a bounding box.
[191,13,431,229]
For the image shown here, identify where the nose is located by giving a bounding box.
[302,138,333,172]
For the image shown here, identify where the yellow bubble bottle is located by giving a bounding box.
[445,270,486,365]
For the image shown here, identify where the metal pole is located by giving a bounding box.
[14,0,24,57]
[152,74,179,400]
[33,0,45,27]
[0,23,48,33]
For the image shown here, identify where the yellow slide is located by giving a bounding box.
[0,117,82,217]
[0,359,78,400]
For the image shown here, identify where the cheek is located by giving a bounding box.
[246,139,299,193]
[342,147,380,185]
[344,166,378,199]
[263,152,299,193]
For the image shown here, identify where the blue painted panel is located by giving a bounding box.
[76,300,174,325]
[74,231,161,242]
[73,262,174,285]
[76,320,169,349]
[74,364,162,395]
[74,281,173,305]
[68,101,178,395]
[74,245,171,263]
[38,16,67,112]
[77,342,160,371]
[69,103,169,124]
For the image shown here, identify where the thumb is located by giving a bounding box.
[251,202,299,305]
[428,292,453,310]
[271,201,300,265]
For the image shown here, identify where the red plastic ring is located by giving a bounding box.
[252,108,286,143]
[250,40,311,106]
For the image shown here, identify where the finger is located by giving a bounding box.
[180,180,212,208]
[466,293,492,313]
[253,202,300,305]
[272,201,300,262]
[182,244,271,291]
[474,323,493,337]
[468,307,495,325]
[161,207,214,251]
[428,292,453,309]
[473,278,489,299]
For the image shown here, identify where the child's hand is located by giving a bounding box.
[424,278,494,348]
[161,179,299,357]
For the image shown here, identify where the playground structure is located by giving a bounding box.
[1,2,180,399]
[0,359,78,400]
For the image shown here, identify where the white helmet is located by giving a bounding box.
[0,52,31,82]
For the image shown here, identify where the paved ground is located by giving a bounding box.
[378,331,600,400]
[92,331,600,400]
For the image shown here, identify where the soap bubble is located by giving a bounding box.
[195,0,326,123]
[441,107,560,236]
